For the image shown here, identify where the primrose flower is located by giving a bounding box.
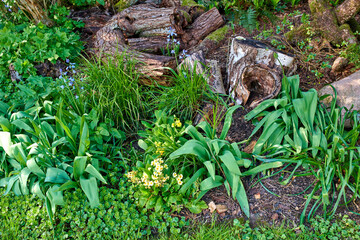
[178,174,183,180]
[148,181,154,186]
[178,181,183,185]
[173,172,177,178]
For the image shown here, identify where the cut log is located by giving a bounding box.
[227,36,296,108]
[127,37,169,53]
[182,7,225,47]
[335,0,360,25]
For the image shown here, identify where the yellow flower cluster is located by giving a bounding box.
[154,141,165,156]
[126,158,170,189]
[172,172,183,185]
[171,119,182,128]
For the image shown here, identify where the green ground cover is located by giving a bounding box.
[0,0,359,239]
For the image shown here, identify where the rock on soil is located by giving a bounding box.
[319,70,360,126]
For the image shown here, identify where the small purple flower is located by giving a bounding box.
[167,38,171,43]
[66,59,70,63]
[168,27,177,37]
[60,85,64,89]
[69,77,74,82]
[72,70,76,74]
[69,82,73,86]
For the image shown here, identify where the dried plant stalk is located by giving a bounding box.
[15,0,53,26]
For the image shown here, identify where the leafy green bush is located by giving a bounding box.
[246,75,360,223]
[169,106,283,217]
[0,100,125,222]
[127,111,207,214]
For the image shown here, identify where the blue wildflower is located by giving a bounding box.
[66,59,70,63]
[60,85,65,89]
[171,50,175,55]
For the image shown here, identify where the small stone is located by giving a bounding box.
[271,213,279,220]
[295,207,299,211]
[331,57,348,73]
[216,204,228,214]
[254,193,261,199]
[208,201,216,213]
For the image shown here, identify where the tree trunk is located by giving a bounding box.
[227,36,296,108]
[335,0,360,25]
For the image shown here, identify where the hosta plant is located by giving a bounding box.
[0,100,125,222]
[169,105,283,217]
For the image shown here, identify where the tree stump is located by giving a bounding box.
[227,36,296,108]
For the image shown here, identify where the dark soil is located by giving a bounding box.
[70,2,360,226]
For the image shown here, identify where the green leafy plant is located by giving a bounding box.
[246,75,360,223]
[0,100,125,223]
[128,111,207,214]
[169,105,283,217]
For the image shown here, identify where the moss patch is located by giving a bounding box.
[181,0,206,9]
[205,25,230,43]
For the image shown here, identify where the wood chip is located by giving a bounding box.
[271,213,279,220]
[254,193,261,199]
[208,201,216,213]
[216,204,228,214]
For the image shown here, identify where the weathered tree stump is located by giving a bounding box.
[227,36,296,108]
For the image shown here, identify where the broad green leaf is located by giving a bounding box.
[204,161,216,181]
[241,161,283,176]
[41,121,55,140]
[19,167,31,195]
[4,175,19,195]
[45,168,70,184]
[80,176,100,208]
[138,139,148,151]
[73,156,87,180]
[220,105,240,140]
[0,116,11,132]
[236,159,252,168]
[12,119,33,132]
[15,134,31,143]
[222,163,239,199]
[179,168,205,195]
[253,122,282,154]
[155,197,163,212]
[170,140,210,162]
[85,164,107,184]
[200,176,223,191]
[236,180,250,217]
[293,89,317,132]
[27,158,45,178]
[185,200,208,214]
[11,143,27,167]
[31,181,46,200]
[245,99,277,121]
[197,121,214,139]
[57,180,78,192]
[78,115,90,156]
[46,185,64,215]
[220,150,241,175]
[0,132,13,157]
[185,125,206,142]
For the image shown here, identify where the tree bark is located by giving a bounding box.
[227,36,295,108]
[181,7,225,47]
[335,0,360,25]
